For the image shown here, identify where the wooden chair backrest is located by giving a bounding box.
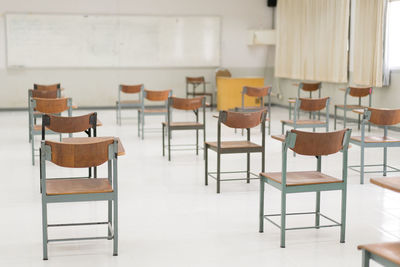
[43,113,96,133]
[220,109,266,129]
[31,89,58,99]
[300,82,321,92]
[170,96,204,111]
[144,89,171,101]
[120,84,142,94]
[243,86,271,97]
[299,97,329,112]
[368,108,400,126]
[45,138,113,168]
[290,129,348,156]
[349,87,372,97]
[33,97,70,114]
[34,83,60,91]
[186,76,205,84]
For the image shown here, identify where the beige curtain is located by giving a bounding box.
[352,0,386,87]
[275,0,350,83]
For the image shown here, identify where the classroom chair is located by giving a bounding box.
[40,138,119,260]
[288,82,322,120]
[349,108,400,184]
[162,96,206,161]
[28,88,61,142]
[116,84,143,125]
[41,112,98,181]
[29,97,72,165]
[281,97,330,134]
[260,128,351,248]
[334,86,373,131]
[205,109,266,193]
[138,89,172,139]
[186,77,213,110]
[238,86,272,135]
[357,177,400,267]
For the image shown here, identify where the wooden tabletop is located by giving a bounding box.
[371,177,400,193]
[271,135,285,142]
[61,137,125,156]
[352,109,365,115]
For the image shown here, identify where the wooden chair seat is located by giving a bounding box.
[46,178,113,195]
[358,242,400,266]
[351,136,400,143]
[139,108,167,114]
[206,140,261,150]
[281,119,326,125]
[162,121,203,127]
[119,100,140,104]
[260,171,342,186]
[370,177,400,193]
[335,104,365,109]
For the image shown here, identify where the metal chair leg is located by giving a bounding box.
[259,178,265,233]
[280,191,286,248]
[383,147,387,176]
[113,198,118,256]
[340,187,347,243]
[315,191,320,229]
[362,250,371,267]
[168,127,171,161]
[247,152,250,183]
[162,124,165,157]
[217,152,221,193]
[137,111,140,137]
[334,107,337,130]
[141,113,145,140]
[343,110,347,129]
[32,135,35,166]
[360,146,365,184]
[42,202,48,260]
[205,146,208,185]
[108,200,112,239]
[196,129,199,155]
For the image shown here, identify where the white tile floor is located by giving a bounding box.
[1,107,400,266]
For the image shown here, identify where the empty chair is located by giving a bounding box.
[205,109,267,193]
[334,86,373,130]
[162,96,206,161]
[28,87,61,142]
[349,108,400,184]
[116,84,143,125]
[239,86,272,135]
[29,97,72,165]
[186,77,213,110]
[281,97,330,134]
[138,89,172,139]
[288,82,322,120]
[260,129,351,247]
[42,112,98,179]
[40,138,119,260]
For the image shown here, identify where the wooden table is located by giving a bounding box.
[62,137,125,156]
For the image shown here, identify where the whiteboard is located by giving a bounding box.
[5,14,221,68]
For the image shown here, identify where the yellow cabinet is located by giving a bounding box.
[217,77,265,110]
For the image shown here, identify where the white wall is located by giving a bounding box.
[0,0,273,108]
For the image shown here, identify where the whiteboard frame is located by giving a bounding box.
[5,12,222,69]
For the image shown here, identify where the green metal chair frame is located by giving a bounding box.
[28,87,61,142]
[40,138,119,260]
[116,84,143,125]
[138,89,172,139]
[162,96,206,161]
[282,97,330,134]
[186,76,213,110]
[334,86,373,131]
[30,97,72,165]
[259,128,351,248]
[205,109,267,193]
[349,108,400,184]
